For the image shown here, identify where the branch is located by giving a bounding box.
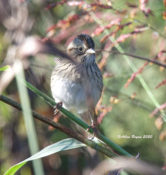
[25,81,133,157]
[97,50,166,68]
[0,94,115,158]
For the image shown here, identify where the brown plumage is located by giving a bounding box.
[51,34,103,127]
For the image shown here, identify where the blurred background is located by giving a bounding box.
[0,0,166,174]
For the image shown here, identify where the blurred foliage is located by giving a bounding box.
[0,0,166,174]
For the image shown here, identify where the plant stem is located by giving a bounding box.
[25,81,133,157]
[90,12,166,122]
[0,94,116,157]
[13,60,44,175]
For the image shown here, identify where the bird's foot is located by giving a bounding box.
[49,102,63,130]
[55,102,63,110]
[86,124,99,139]
[53,102,63,115]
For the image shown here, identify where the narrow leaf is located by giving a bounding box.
[0,65,10,71]
[4,138,85,175]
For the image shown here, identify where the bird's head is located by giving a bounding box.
[67,34,96,64]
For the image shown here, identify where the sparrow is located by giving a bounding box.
[50,34,103,128]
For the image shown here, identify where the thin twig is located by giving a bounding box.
[133,19,166,39]
[96,50,166,68]
[91,11,166,120]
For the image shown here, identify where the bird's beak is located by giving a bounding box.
[86,48,95,54]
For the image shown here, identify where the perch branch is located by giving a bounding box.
[0,94,117,157]
[25,81,133,157]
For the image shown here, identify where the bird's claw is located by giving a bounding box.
[52,102,63,118]
[86,125,99,139]
[56,102,63,109]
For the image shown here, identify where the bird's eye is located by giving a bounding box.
[78,47,83,52]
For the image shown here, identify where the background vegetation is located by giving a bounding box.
[0,0,166,174]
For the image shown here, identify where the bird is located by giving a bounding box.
[50,34,103,129]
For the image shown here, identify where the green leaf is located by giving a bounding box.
[0,65,10,71]
[4,162,27,175]
[4,138,85,175]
